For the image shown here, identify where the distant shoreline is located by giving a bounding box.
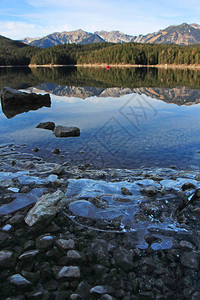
[0,63,200,69]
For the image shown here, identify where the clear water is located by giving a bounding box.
[0,66,200,170]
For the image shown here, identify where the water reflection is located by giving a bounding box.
[0,66,200,91]
[1,92,51,119]
[27,84,200,106]
[0,66,200,170]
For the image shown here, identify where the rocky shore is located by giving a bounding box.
[1,144,200,299]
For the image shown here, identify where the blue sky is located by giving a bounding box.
[0,0,199,39]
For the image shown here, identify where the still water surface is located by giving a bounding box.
[0,66,200,170]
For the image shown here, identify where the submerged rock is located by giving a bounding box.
[52,148,60,154]
[54,125,80,138]
[0,87,51,119]
[52,165,65,175]
[121,187,132,195]
[24,190,66,226]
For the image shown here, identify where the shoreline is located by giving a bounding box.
[0,63,200,69]
[1,144,200,299]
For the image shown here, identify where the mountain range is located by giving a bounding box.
[21,23,200,48]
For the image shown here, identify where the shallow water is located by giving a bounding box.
[0,66,200,170]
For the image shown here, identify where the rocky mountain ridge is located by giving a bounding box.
[20,23,200,47]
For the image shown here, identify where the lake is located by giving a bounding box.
[0,66,200,170]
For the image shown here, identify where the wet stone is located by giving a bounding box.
[142,202,160,216]
[36,234,54,249]
[56,238,75,250]
[113,247,133,271]
[52,148,60,155]
[52,165,65,175]
[180,240,195,250]
[100,294,114,300]
[19,250,39,261]
[54,125,80,138]
[67,250,85,263]
[180,252,199,269]
[140,186,157,196]
[36,122,55,131]
[0,232,11,246]
[193,207,200,216]
[182,182,196,191]
[23,240,35,251]
[58,266,80,279]
[26,290,50,300]
[0,250,15,267]
[90,285,115,295]
[70,294,81,300]
[145,234,162,245]
[76,280,91,298]
[9,212,25,224]
[121,187,132,195]
[9,274,32,289]
[43,279,58,291]
[21,270,40,285]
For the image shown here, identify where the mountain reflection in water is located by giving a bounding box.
[27,84,200,106]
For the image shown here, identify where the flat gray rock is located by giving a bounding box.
[54,125,80,137]
[36,122,55,131]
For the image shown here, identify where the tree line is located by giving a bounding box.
[29,42,200,66]
[76,43,200,65]
[0,37,200,66]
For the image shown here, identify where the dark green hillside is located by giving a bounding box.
[0,35,27,50]
[0,35,39,65]
[30,43,112,65]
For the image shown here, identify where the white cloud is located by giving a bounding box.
[0,22,36,39]
[0,21,74,39]
[1,0,200,40]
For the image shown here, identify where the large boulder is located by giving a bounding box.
[0,87,51,119]
[24,190,66,226]
[54,125,80,138]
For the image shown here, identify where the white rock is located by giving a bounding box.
[25,190,66,226]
